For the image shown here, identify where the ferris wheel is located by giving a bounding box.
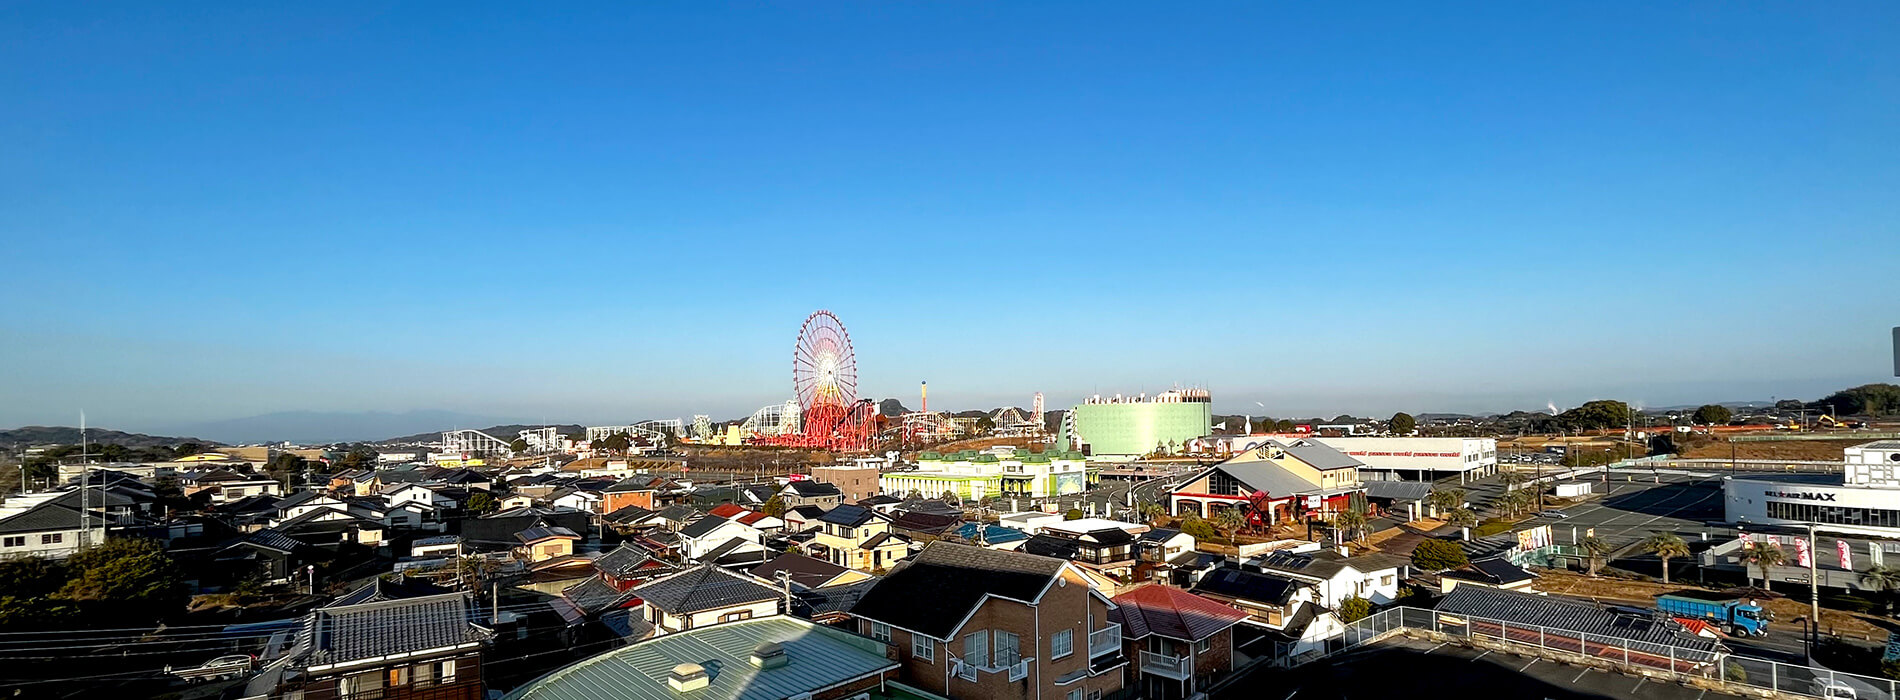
[793,310,858,417]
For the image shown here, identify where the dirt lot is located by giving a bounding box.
[1534,570,1888,640]
[1678,437,1866,461]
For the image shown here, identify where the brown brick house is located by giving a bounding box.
[1109,584,1249,700]
[850,542,1126,700]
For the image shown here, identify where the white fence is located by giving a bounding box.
[1335,606,1896,700]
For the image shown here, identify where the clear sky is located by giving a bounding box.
[3,2,1897,437]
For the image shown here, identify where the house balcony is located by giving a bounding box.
[1088,623,1122,659]
[1138,651,1192,681]
[951,657,1032,683]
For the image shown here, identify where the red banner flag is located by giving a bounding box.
[1839,540,1853,570]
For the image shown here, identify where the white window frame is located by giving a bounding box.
[912,635,935,661]
[870,622,892,643]
[1050,629,1073,659]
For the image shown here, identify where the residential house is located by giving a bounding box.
[276,507,388,548]
[1167,440,1365,525]
[781,505,828,533]
[410,535,464,559]
[550,488,604,514]
[602,477,663,514]
[677,515,770,566]
[1189,564,1341,662]
[0,503,106,559]
[886,510,963,543]
[495,616,903,700]
[751,552,873,590]
[849,542,1127,700]
[214,529,319,585]
[778,481,846,511]
[462,507,591,552]
[1111,584,1250,700]
[808,505,909,573]
[1440,557,1540,594]
[1023,526,1141,579]
[812,461,883,502]
[631,563,783,635]
[1252,549,1409,607]
[708,504,785,532]
[516,525,583,563]
[251,592,492,700]
[190,470,285,504]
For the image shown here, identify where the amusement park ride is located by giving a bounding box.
[748,310,883,451]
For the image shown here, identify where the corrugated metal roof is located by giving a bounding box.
[506,616,895,700]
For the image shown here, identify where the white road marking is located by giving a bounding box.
[1519,658,1538,672]
[1425,642,1449,654]
[1572,668,1591,683]
[1632,679,1647,693]
[1469,650,1492,663]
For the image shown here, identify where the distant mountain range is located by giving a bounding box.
[0,426,219,449]
[156,410,524,445]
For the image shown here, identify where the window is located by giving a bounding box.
[964,630,988,666]
[436,660,456,682]
[1050,629,1073,659]
[41,534,61,545]
[386,666,408,686]
[720,610,754,623]
[1380,574,1395,586]
[1,537,21,547]
[913,635,935,661]
[413,662,434,685]
[1068,690,1083,700]
[871,622,892,642]
[340,671,383,697]
[1195,638,1211,653]
[993,631,1021,667]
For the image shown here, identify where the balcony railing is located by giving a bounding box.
[1088,623,1122,658]
[950,657,1032,683]
[1139,651,1192,680]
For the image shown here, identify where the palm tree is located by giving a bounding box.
[1427,488,1467,519]
[1862,565,1900,614]
[1212,508,1247,539]
[1741,543,1787,588]
[1495,489,1533,518]
[1640,532,1691,584]
[1582,536,1614,577]
[1335,510,1368,545]
[1137,502,1166,525]
[1445,508,1479,529]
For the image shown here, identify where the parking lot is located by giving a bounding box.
[1466,470,1730,551]
[1214,635,1742,700]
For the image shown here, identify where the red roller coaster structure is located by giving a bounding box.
[751,310,882,451]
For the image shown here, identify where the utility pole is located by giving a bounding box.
[1807,521,1821,663]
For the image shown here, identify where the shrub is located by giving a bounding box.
[1411,539,1469,572]
[1471,519,1514,538]
[1338,596,1372,623]
[1063,509,1085,521]
[1179,518,1220,542]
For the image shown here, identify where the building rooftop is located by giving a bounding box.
[631,564,780,614]
[1435,586,1720,657]
[302,592,489,669]
[1111,584,1249,642]
[503,616,896,700]
[850,541,1067,640]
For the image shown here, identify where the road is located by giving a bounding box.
[1464,470,1729,551]
[1215,634,1743,700]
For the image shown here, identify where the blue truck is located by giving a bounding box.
[1655,592,1769,637]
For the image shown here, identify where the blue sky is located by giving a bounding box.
[2,2,1896,436]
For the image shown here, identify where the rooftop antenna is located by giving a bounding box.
[78,411,96,551]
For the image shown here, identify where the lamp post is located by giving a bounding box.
[1807,521,1821,663]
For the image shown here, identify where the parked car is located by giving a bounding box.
[1537,510,1569,519]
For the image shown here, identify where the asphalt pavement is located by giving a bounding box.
[1215,635,1742,700]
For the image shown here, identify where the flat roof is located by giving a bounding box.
[505,617,896,700]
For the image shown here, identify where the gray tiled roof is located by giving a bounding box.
[304,593,489,667]
[562,576,639,615]
[631,564,780,615]
[596,544,671,578]
[0,504,104,534]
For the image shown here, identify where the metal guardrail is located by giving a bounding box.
[1332,607,1897,700]
[1138,651,1192,680]
[1730,433,1900,443]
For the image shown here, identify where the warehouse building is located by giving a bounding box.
[1724,440,1900,537]
[1307,437,1499,483]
